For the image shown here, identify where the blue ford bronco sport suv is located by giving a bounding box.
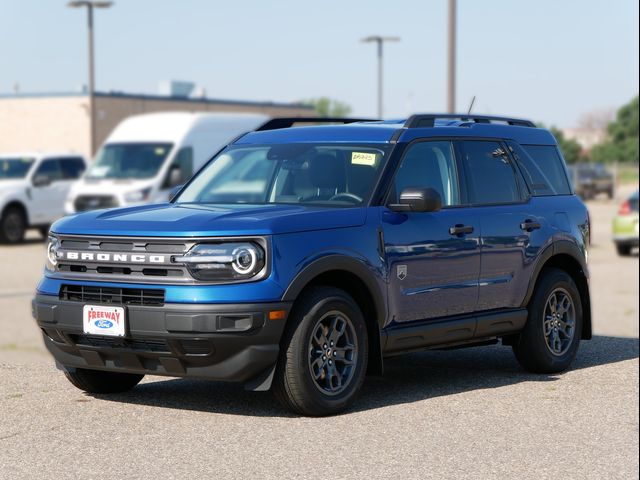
[33,114,591,416]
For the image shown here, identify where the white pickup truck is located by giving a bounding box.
[0,152,87,243]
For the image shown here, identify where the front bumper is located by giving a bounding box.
[32,294,290,387]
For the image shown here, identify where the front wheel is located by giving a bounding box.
[64,368,144,394]
[513,268,582,374]
[0,206,26,244]
[273,287,368,416]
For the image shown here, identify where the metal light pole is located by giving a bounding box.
[447,0,457,113]
[361,36,400,119]
[67,1,113,156]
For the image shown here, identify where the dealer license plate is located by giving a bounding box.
[83,305,126,337]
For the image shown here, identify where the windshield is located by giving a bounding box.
[0,157,34,179]
[176,144,390,207]
[86,143,173,180]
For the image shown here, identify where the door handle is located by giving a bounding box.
[449,224,474,236]
[520,219,542,231]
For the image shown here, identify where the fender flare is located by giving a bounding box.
[522,239,591,339]
[282,254,387,374]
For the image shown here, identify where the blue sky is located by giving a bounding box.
[2,0,638,127]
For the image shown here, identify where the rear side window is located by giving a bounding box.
[59,157,86,179]
[459,141,523,205]
[515,144,571,195]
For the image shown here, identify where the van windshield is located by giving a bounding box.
[176,143,389,207]
[0,157,34,179]
[86,143,173,180]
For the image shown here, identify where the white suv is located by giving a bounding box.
[0,152,86,243]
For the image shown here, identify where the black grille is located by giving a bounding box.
[60,284,165,306]
[74,195,118,212]
[71,335,170,353]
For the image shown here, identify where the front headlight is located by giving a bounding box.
[45,236,60,272]
[124,187,152,203]
[175,242,266,281]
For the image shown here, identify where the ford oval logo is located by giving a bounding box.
[95,319,114,329]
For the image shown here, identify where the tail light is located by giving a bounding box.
[619,200,631,215]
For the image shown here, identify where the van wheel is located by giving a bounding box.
[273,287,368,416]
[513,268,582,373]
[64,368,144,394]
[0,206,26,244]
[38,225,50,239]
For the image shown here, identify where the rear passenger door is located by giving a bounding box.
[458,140,547,311]
[382,140,481,323]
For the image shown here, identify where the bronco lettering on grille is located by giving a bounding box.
[62,252,167,263]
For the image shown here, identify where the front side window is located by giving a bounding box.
[163,146,194,188]
[34,159,63,182]
[460,141,523,205]
[86,143,173,180]
[389,141,460,206]
[0,157,34,179]
[176,144,390,206]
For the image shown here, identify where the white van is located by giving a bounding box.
[0,152,87,243]
[65,112,270,213]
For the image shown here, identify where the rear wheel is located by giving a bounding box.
[513,268,582,373]
[64,368,144,394]
[273,287,368,416]
[616,244,633,256]
[0,206,26,244]
[38,225,50,239]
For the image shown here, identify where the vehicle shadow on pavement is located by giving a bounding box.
[93,335,638,417]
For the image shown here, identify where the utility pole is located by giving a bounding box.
[447,0,457,114]
[68,1,113,156]
[361,36,401,119]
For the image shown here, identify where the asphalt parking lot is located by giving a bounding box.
[0,189,638,480]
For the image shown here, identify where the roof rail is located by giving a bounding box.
[404,114,536,128]
[255,117,377,131]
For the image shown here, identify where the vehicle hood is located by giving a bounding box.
[0,180,27,198]
[52,203,368,237]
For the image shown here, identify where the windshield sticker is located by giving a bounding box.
[351,152,377,166]
[155,147,166,156]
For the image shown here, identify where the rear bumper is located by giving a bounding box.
[32,294,290,387]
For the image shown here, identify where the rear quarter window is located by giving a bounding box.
[515,144,572,196]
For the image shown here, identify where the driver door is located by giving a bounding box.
[382,140,481,323]
[29,159,66,223]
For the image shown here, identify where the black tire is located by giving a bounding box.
[0,206,26,244]
[513,268,582,374]
[64,368,144,394]
[607,188,614,199]
[616,244,632,256]
[38,225,50,239]
[273,286,368,416]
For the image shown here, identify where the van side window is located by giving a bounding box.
[164,147,193,188]
[34,159,63,182]
[59,157,86,180]
[391,141,460,206]
[460,141,524,205]
[520,145,572,195]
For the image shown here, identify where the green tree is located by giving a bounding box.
[302,97,352,117]
[590,96,639,164]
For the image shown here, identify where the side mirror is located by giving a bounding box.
[168,184,183,202]
[389,187,442,213]
[167,166,183,188]
[32,174,51,187]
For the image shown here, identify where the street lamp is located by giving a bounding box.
[361,35,400,119]
[67,1,113,156]
[447,0,457,113]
